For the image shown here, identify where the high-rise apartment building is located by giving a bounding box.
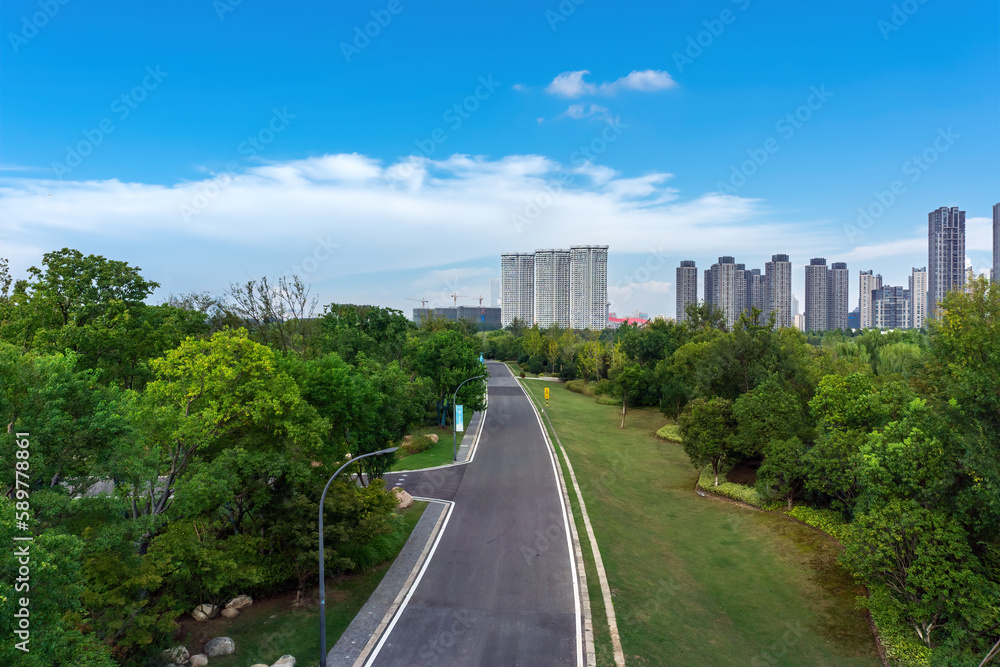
[711,256,742,329]
[490,278,500,308]
[791,294,799,317]
[858,270,882,329]
[994,203,999,283]
[734,263,748,319]
[874,286,910,330]
[570,245,609,330]
[765,254,792,328]
[534,249,571,328]
[704,267,715,307]
[500,253,535,327]
[909,267,927,330]
[827,262,850,331]
[928,206,966,317]
[675,260,698,323]
[804,258,829,332]
[501,246,608,329]
[748,269,765,316]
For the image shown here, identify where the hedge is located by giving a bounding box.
[655,423,682,442]
[695,466,783,510]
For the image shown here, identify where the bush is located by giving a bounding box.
[595,395,623,406]
[399,435,434,457]
[655,423,682,442]
[696,466,783,510]
[527,355,545,374]
[863,586,932,667]
[517,353,529,365]
[565,380,596,396]
[559,360,578,380]
[593,378,615,396]
[785,505,850,543]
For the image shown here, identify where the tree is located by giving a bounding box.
[226,275,318,356]
[842,500,998,649]
[678,397,736,486]
[731,378,806,458]
[125,329,325,549]
[506,317,528,337]
[611,362,645,429]
[755,437,807,508]
[412,329,487,411]
[684,301,725,332]
[318,303,412,365]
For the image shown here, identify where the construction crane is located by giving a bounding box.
[407,298,430,308]
[449,293,471,307]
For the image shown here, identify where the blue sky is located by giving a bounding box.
[1,0,996,318]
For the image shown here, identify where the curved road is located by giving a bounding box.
[367,361,580,666]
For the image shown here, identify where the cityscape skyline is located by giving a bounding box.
[1,3,995,320]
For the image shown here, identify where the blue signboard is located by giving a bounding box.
[456,405,464,432]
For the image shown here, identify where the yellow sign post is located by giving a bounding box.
[544,386,549,406]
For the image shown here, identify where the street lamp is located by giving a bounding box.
[318,446,398,667]
[453,374,486,462]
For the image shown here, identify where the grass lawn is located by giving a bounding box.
[174,502,427,667]
[390,408,475,472]
[520,381,881,667]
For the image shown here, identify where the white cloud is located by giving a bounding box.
[546,69,677,98]
[0,152,829,313]
[559,103,610,120]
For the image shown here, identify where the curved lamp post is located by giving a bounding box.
[318,446,398,667]
[453,374,486,462]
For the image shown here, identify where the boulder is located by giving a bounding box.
[392,487,413,510]
[204,637,235,657]
[225,594,253,610]
[271,656,296,667]
[190,655,209,667]
[428,434,439,443]
[161,646,189,666]
[192,603,218,622]
[220,607,239,619]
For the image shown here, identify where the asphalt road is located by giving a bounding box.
[370,361,580,666]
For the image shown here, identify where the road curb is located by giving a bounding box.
[326,500,450,666]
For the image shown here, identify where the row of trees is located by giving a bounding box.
[0,249,487,665]
[484,286,999,662]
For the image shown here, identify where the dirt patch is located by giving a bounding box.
[173,580,349,652]
[725,459,761,485]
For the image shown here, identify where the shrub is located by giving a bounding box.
[785,505,850,543]
[655,423,682,442]
[862,586,932,667]
[527,355,545,374]
[595,395,622,406]
[399,435,434,456]
[517,353,530,364]
[593,378,615,396]
[696,466,783,510]
[565,380,596,396]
